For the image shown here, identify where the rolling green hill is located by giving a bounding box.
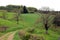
[0,12,60,40]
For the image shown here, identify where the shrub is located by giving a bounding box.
[18,30,44,40]
[29,34,44,40]
[18,30,30,40]
[27,28,35,33]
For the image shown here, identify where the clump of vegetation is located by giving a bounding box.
[18,30,45,40]
[18,30,30,40]
[13,31,21,40]
[27,27,35,33]
[29,34,44,40]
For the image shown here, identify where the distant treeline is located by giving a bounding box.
[0,5,38,13]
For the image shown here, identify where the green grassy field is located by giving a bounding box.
[0,12,60,40]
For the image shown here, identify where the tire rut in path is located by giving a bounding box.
[7,31,17,40]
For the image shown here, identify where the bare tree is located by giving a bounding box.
[40,7,54,11]
[2,10,7,19]
[42,13,51,34]
[39,7,54,34]
[14,9,21,24]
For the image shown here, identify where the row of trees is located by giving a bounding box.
[0,5,38,13]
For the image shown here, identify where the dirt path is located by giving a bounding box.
[0,31,17,40]
[0,32,13,40]
[7,31,17,40]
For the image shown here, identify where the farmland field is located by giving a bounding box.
[0,12,60,40]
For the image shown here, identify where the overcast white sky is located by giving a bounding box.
[0,0,60,11]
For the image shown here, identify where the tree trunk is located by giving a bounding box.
[45,23,48,34]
